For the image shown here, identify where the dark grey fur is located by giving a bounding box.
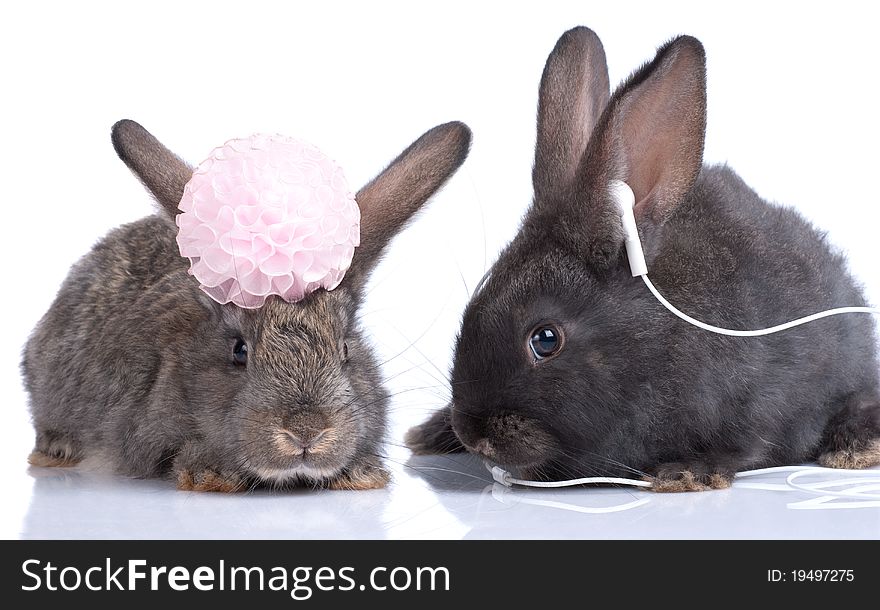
[23,119,471,492]
[406,27,880,491]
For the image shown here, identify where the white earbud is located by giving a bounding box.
[609,180,647,277]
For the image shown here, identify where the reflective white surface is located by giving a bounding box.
[13,448,880,539]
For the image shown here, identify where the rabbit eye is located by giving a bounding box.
[232,339,248,366]
[342,341,349,362]
[529,326,562,361]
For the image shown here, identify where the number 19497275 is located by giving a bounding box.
[768,570,854,583]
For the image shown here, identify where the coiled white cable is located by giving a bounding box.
[736,466,880,501]
[488,462,880,502]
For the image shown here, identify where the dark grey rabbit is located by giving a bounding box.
[23,119,471,492]
[406,27,880,491]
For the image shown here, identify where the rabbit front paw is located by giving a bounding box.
[172,441,246,492]
[28,431,81,468]
[647,462,734,492]
[176,468,246,493]
[405,406,465,455]
[326,460,390,490]
[819,438,880,470]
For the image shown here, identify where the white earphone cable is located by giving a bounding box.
[489,465,652,488]
[642,275,880,337]
[488,462,880,502]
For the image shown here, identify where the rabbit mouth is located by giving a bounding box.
[252,462,342,484]
[477,453,550,476]
[463,437,554,476]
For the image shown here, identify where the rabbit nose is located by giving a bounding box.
[278,428,333,455]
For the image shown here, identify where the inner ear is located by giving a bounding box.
[549,36,706,270]
[611,36,707,223]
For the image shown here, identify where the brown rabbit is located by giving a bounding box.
[23,119,471,492]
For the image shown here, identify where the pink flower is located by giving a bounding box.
[176,134,360,308]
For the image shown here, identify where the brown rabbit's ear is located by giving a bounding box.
[111,119,192,218]
[343,121,472,289]
[533,26,610,204]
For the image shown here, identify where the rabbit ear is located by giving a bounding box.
[344,121,472,289]
[549,35,706,269]
[586,35,706,223]
[111,119,192,218]
[533,27,610,204]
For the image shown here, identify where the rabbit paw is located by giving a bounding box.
[28,449,81,468]
[326,461,390,490]
[28,432,81,467]
[818,439,880,470]
[647,462,733,492]
[405,407,466,455]
[176,468,245,493]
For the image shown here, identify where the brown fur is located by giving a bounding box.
[28,449,81,468]
[649,469,732,493]
[326,462,390,491]
[177,469,245,493]
[819,439,880,470]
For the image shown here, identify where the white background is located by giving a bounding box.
[1,0,878,538]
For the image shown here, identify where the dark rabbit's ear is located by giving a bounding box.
[533,26,610,204]
[111,119,193,218]
[590,35,706,223]
[344,121,472,289]
[551,35,706,268]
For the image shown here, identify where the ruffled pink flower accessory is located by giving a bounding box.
[176,134,360,308]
